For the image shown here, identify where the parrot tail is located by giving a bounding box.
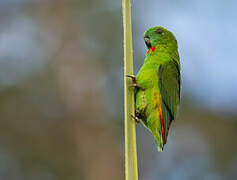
[155,133,164,152]
[153,130,164,152]
[157,145,164,152]
[154,104,166,152]
[159,104,166,144]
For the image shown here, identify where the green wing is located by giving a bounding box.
[158,60,181,141]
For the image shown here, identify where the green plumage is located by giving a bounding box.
[135,26,181,151]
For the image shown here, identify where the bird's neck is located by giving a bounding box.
[146,45,179,61]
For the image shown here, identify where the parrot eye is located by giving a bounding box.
[156,29,163,34]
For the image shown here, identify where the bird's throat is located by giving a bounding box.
[146,46,156,55]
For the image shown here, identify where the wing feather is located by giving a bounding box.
[158,60,181,142]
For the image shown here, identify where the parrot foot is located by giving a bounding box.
[126,74,137,83]
[129,83,144,89]
[126,75,144,90]
[130,114,141,123]
[135,109,142,117]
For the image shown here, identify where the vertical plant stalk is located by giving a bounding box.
[122,0,138,180]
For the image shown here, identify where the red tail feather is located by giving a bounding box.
[159,105,166,144]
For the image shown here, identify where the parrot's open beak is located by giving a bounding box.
[144,36,151,49]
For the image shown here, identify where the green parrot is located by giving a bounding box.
[127,26,181,151]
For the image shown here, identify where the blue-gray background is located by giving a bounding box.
[0,0,236,179]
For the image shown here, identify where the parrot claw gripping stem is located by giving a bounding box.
[129,84,144,89]
[135,109,142,117]
[126,74,137,82]
[126,75,144,90]
[130,114,140,123]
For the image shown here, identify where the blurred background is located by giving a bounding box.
[0,0,236,179]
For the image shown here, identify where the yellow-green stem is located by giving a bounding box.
[122,0,138,179]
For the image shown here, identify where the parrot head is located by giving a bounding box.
[143,26,177,50]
